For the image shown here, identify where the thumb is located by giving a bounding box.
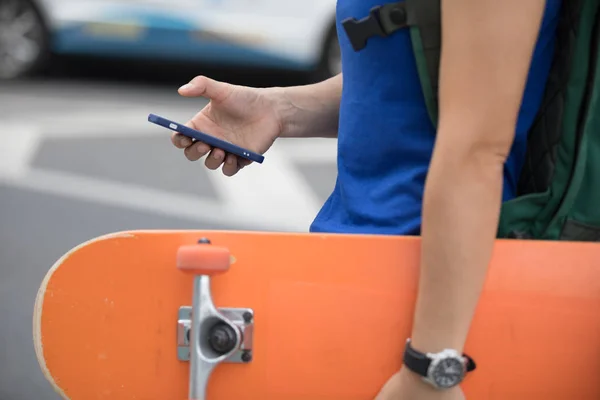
[178,76,233,103]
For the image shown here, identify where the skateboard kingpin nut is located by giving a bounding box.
[208,322,238,355]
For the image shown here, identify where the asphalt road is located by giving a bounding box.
[0,65,338,399]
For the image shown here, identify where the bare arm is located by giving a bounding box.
[410,0,546,355]
[277,73,342,138]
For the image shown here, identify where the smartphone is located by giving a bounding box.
[147,113,265,164]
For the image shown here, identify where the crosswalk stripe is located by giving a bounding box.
[0,105,338,231]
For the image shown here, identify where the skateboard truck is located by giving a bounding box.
[177,239,254,400]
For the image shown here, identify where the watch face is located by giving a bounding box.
[431,357,465,389]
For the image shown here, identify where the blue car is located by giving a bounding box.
[0,0,340,80]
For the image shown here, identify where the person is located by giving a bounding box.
[171,0,562,398]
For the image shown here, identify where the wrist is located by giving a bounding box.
[270,75,342,139]
[264,85,301,139]
[402,338,476,391]
[409,334,466,355]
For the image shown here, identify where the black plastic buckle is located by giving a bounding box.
[341,6,386,52]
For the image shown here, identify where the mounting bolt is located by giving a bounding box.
[198,238,211,244]
[242,311,253,323]
[241,350,252,363]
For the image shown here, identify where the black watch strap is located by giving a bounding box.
[402,339,477,376]
[402,340,432,376]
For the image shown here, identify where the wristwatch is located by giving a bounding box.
[402,338,477,390]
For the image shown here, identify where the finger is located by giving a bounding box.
[171,132,192,149]
[222,154,240,177]
[238,159,252,169]
[178,76,232,103]
[184,141,212,161]
[171,120,199,148]
[205,148,226,170]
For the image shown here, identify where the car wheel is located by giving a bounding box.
[0,0,49,80]
[311,22,341,82]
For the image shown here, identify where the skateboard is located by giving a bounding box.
[33,230,600,399]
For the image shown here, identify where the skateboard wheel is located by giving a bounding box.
[177,244,230,275]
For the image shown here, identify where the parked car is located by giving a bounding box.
[0,0,340,80]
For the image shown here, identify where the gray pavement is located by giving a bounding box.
[0,76,338,399]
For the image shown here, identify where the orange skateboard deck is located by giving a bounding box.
[33,230,600,399]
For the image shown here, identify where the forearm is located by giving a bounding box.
[277,73,342,138]
[410,139,505,353]
[408,0,546,357]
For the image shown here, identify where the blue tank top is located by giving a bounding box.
[310,0,562,235]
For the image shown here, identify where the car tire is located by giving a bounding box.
[310,22,341,83]
[0,0,50,80]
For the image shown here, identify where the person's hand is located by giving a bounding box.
[374,368,465,400]
[171,75,287,176]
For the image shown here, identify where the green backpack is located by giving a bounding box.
[342,0,600,241]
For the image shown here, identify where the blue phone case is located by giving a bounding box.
[147,113,265,164]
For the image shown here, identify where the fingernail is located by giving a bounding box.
[226,157,234,165]
[213,152,222,160]
[179,84,192,91]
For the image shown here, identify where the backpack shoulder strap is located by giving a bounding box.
[341,0,441,127]
[383,0,441,127]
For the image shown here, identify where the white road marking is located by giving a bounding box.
[2,110,199,138]
[0,124,40,179]
[0,168,305,231]
[205,144,325,231]
[276,137,338,162]
[0,92,338,231]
